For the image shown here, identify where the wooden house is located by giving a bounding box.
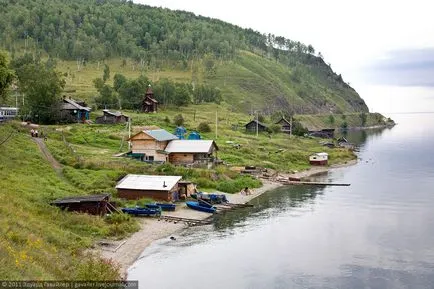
[142,86,158,113]
[51,193,110,215]
[116,174,182,201]
[275,117,292,134]
[128,128,178,162]
[164,140,219,165]
[60,97,91,123]
[95,110,129,124]
[245,120,268,133]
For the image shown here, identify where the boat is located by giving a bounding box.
[156,203,176,211]
[145,203,176,211]
[190,192,228,204]
[309,152,328,166]
[121,207,161,217]
[186,201,216,213]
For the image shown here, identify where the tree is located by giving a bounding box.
[174,83,191,106]
[328,114,335,125]
[103,64,110,82]
[0,50,15,104]
[13,57,65,124]
[113,73,127,92]
[197,122,211,133]
[307,44,315,55]
[173,114,184,126]
[95,84,117,109]
[359,112,367,126]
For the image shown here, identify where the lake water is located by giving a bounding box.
[128,113,434,289]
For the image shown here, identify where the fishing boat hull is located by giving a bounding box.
[186,201,216,213]
[121,207,161,217]
[191,192,228,204]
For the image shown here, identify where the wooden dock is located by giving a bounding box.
[158,215,213,226]
[284,181,350,186]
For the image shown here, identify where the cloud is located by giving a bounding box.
[364,48,434,86]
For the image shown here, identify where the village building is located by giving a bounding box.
[51,193,110,215]
[164,140,219,166]
[115,174,182,201]
[128,128,178,162]
[60,97,91,123]
[95,110,129,124]
[245,119,268,133]
[309,152,329,166]
[142,85,158,113]
[275,117,292,134]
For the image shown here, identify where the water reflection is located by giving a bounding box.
[214,185,325,231]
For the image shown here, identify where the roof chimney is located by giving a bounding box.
[163,181,167,188]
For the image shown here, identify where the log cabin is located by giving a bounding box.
[95,110,129,124]
[128,128,178,162]
[164,140,219,165]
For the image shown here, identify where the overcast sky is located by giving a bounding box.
[135,0,434,113]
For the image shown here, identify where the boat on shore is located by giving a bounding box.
[191,192,228,204]
[145,203,176,211]
[186,201,216,213]
[121,207,161,217]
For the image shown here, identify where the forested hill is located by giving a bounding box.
[0,0,369,114]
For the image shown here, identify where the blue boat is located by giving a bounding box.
[186,201,216,213]
[121,207,161,217]
[156,203,176,211]
[191,192,228,204]
[145,203,176,211]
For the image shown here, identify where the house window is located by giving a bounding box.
[146,156,154,161]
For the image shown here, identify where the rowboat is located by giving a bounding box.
[145,203,176,211]
[191,192,228,204]
[121,207,161,217]
[186,201,216,213]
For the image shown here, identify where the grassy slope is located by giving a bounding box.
[56,51,366,114]
[0,102,358,278]
[0,124,140,279]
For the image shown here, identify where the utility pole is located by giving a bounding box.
[128,117,132,150]
[215,111,218,139]
[256,111,259,138]
[290,116,293,137]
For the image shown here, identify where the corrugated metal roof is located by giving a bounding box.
[115,175,182,191]
[144,129,178,141]
[165,140,216,153]
[62,98,91,111]
[51,193,110,204]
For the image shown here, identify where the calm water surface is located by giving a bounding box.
[129,113,434,289]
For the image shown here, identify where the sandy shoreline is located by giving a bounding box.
[98,160,357,278]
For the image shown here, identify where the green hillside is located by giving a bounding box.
[0,0,369,114]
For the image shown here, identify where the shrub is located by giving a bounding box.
[270,124,281,133]
[197,122,211,133]
[216,176,262,194]
[341,121,348,130]
[173,114,184,126]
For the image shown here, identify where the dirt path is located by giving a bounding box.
[32,137,62,173]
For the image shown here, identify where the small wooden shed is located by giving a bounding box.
[245,120,268,133]
[95,110,129,124]
[142,86,158,113]
[51,193,110,215]
[275,117,292,134]
[116,174,182,201]
[60,97,91,123]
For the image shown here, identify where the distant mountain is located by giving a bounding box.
[0,0,369,114]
